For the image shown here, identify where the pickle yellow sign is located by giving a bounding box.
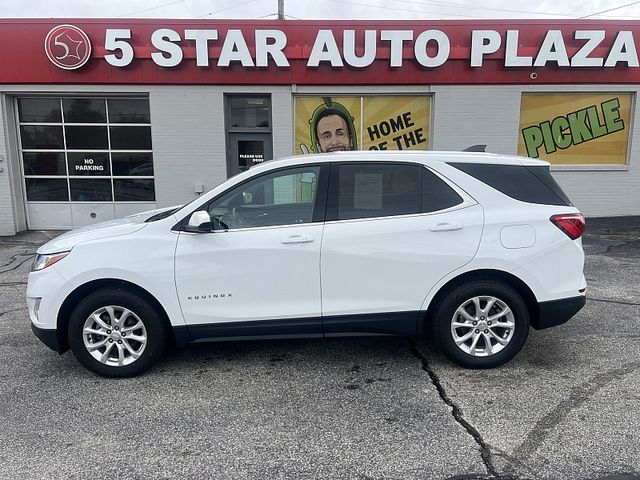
[294,96,430,154]
[518,93,632,165]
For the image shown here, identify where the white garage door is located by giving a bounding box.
[17,96,156,229]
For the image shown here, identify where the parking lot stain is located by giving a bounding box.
[269,353,289,363]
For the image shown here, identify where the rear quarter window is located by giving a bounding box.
[422,168,464,212]
[447,163,572,207]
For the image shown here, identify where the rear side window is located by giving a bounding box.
[334,163,464,221]
[337,164,420,220]
[448,163,572,206]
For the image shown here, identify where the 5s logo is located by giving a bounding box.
[44,24,92,70]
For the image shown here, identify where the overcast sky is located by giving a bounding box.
[0,0,639,20]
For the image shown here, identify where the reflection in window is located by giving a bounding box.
[229,96,270,128]
[110,126,152,150]
[70,179,113,201]
[63,98,107,123]
[114,179,155,201]
[112,153,154,176]
[18,98,61,123]
[20,126,64,149]
[208,167,320,229]
[25,178,68,201]
[108,99,150,123]
[23,152,66,176]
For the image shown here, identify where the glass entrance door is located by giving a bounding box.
[225,95,273,177]
[228,133,273,176]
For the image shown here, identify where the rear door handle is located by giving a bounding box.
[429,223,463,232]
[281,235,314,244]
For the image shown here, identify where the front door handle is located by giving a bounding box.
[281,235,314,244]
[430,223,463,232]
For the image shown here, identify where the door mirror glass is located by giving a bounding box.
[185,210,212,233]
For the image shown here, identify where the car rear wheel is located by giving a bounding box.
[68,288,167,377]
[432,280,530,368]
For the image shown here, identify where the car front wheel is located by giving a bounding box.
[68,288,167,377]
[432,280,530,368]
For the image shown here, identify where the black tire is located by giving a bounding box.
[432,280,530,369]
[68,288,168,378]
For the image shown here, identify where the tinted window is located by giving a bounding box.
[337,164,420,220]
[63,98,106,123]
[110,126,152,150]
[422,168,463,212]
[70,179,112,201]
[25,178,68,201]
[65,126,109,149]
[448,162,572,206]
[108,99,150,123]
[23,152,66,176]
[229,97,270,128]
[207,167,320,229]
[112,153,154,176]
[18,98,61,123]
[114,179,155,201]
[67,153,110,176]
[20,126,64,149]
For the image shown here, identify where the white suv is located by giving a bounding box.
[27,151,586,377]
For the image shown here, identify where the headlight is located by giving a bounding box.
[31,251,70,272]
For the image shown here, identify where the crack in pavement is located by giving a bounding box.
[0,282,28,286]
[587,297,640,307]
[0,252,35,269]
[409,340,500,479]
[509,362,640,468]
[0,255,35,274]
[0,307,23,317]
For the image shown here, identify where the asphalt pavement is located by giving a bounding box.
[0,218,638,480]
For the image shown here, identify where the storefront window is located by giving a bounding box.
[294,96,431,154]
[518,93,633,165]
[18,96,155,202]
[229,97,270,128]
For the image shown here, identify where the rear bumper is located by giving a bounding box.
[31,324,63,353]
[533,295,586,330]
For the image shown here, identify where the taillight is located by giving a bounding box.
[550,213,585,240]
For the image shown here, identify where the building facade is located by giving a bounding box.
[1,19,639,235]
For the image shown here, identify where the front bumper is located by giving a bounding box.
[31,324,64,353]
[533,295,586,330]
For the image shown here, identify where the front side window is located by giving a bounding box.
[207,166,321,230]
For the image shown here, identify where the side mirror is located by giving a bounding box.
[300,172,317,184]
[183,211,212,233]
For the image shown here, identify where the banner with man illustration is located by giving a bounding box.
[518,93,632,165]
[295,96,431,155]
